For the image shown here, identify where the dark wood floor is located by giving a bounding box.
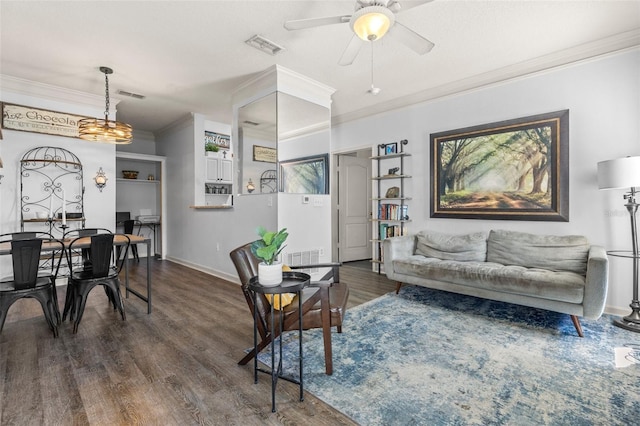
[0,258,395,425]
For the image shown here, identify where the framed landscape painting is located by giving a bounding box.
[430,110,569,221]
[279,154,329,194]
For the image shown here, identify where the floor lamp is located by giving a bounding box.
[597,156,640,333]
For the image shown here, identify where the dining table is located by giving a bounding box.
[0,233,153,314]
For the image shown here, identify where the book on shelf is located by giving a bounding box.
[378,223,406,240]
[377,203,409,220]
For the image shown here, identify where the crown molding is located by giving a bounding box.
[332,30,640,126]
[131,128,156,141]
[155,112,195,137]
[0,74,108,109]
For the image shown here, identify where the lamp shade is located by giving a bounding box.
[78,117,133,144]
[597,156,640,190]
[351,6,395,41]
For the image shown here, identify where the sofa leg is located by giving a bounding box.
[570,315,584,337]
[395,282,402,294]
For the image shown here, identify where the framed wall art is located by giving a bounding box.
[385,142,397,155]
[279,154,329,194]
[430,110,569,221]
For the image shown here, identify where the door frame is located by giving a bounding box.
[331,146,374,263]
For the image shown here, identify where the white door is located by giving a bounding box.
[338,153,371,262]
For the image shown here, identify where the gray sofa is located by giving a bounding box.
[383,229,609,337]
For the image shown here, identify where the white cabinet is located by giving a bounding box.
[204,156,233,206]
[205,157,232,183]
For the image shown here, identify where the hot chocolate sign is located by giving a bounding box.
[1,102,89,138]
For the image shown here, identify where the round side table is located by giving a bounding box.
[248,271,310,412]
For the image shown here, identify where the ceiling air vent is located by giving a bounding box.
[245,35,285,56]
[117,90,146,100]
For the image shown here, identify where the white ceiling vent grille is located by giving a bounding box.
[245,35,285,56]
[117,90,146,100]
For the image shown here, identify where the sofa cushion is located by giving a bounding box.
[415,231,487,262]
[392,255,585,303]
[487,230,589,275]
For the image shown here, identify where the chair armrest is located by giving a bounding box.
[307,280,333,288]
[583,245,609,319]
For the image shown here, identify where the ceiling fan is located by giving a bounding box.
[284,0,435,66]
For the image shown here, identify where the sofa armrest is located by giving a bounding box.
[583,245,609,319]
[383,235,416,276]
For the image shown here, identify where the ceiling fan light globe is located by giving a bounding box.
[351,6,395,41]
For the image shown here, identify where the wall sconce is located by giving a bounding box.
[247,178,255,193]
[94,167,108,192]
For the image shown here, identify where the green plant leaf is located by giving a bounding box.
[251,227,288,264]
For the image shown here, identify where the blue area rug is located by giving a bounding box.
[258,285,640,425]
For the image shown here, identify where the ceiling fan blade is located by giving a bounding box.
[338,35,364,66]
[388,0,434,14]
[388,22,434,55]
[284,15,351,31]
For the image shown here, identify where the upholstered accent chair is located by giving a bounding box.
[230,243,349,375]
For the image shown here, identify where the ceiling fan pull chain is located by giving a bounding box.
[369,41,381,95]
[370,41,374,86]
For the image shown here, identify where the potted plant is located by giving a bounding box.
[251,226,288,286]
[205,142,219,157]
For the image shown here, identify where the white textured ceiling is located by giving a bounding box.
[1,0,639,134]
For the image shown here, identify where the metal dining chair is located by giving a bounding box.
[63,229,130,333]
[0,233,65,337]
[122,219,141,261]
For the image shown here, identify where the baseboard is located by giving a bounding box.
[164,256,239,285]
[604,304,631,317]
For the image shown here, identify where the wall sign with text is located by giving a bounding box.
[204,130,230,150]
[1,102,89,138]
[253,145,276,163]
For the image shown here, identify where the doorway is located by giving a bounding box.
[336,149,372,263]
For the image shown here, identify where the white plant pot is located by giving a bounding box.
[258,262,283,286]
[206,151,220,158]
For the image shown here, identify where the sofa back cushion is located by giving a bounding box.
[487,229,589,274]
[415,231,487,262]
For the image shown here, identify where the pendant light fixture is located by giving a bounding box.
[78,66,133,144]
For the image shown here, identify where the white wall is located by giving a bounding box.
[0,79,117,235]
[155,114,270,281]
[331,49,640,314]
[278,130,332,264]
